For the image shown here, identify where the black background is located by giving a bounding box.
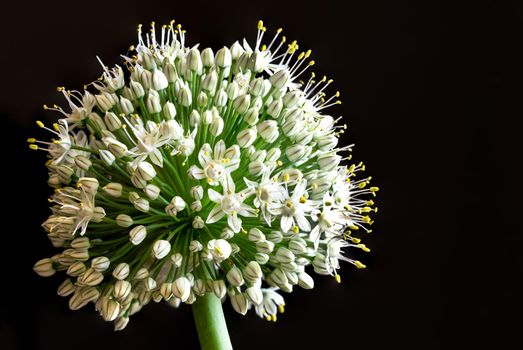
[1,0,521,349]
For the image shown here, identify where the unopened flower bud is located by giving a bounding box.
[226,266,244,287]
[104,112,121,131]
[116,214,133,228]
[91,256,110,272]
[113,280,132,300]
[119,97,134,114]
[99,149,115,165]
[112,263,130,280]
[231,293,248,315]
[201,48,214,67]
[152,69,168,90]
[75,155,92,171]
[172,277,191,302]
[190,215,203,229]
[215,47,232,68]
[233,94,250,114]
[269,69,290,90]
[33,258,55,277]
[129,225,147,245]
[237,128,257,148]
[153,240,171,259]
[210,116,224,136]
[248,228,265,243]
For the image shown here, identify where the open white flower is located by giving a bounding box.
[206,179,256,233]
[273,180,315,233]
[189,140,240,186]
[128,118,172,167]
[244,169,285,225]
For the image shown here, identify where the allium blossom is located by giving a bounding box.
[31,20,379,331]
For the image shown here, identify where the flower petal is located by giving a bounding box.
[208,189,222,203]
[198,143,212,167]
[206,205,225,224]
[295,212,311,232]
[149,149,164,167]
[228,214,242,233]
[214,140,225,160]
[280,215,293,233]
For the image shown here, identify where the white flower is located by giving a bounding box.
[254,288,285,321]
[206,179,256,233]
[128,119,172,167]
[273,180,315,233]
[244,169,285,225]
[310,193,348,248]
[189,140,240,186]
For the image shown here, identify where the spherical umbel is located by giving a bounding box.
[31,19,378,331]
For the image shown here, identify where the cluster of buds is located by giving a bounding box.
[32,20,378,330]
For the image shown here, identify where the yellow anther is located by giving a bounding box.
[272,314,277,322]
[370,187,379,192]
[362,216,371,224]
[53,123,60,131]
[27,138,36,143]
[350,225,359,230]
[336,100,342,105]
[258,20,264,30]
[348,164,355,173]
[298,52,305,60]
[335,91,340,97]
[56,86,64,92]
[177,24,182,29]
[47,197,53,202]
[45,159,53,166]
[207,178,212,184]
[204,151,209,156]
[29,144,38,150]
[299,196,307,204]
[292,225,299,234]
[281,36,286,43]
[43,104,49,110]
[305,49,312,58]
[277,28,283,33]
[335,274,341,283]
[170,20,175,25]
[215,246,223,256]
[362,207,372,213]
[351,237,361,244]
[52,140,60,144]
[358,244,371,252]
[283,173,290,182]
[277,160,283,166]
[354,261,366,269]
[328,79,334,84]
[278,304,285,314]
[358,182,367,189]
[366,200,375,206]
[308,60,315,66]
[36,120,45,128]
[261,44,267,51]
[265,315,272,321]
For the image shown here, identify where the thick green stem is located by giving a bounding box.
[192,293,233,350]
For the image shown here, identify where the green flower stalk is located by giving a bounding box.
[31,19,378,346]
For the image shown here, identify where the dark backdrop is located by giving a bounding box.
[1,1,520,349]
